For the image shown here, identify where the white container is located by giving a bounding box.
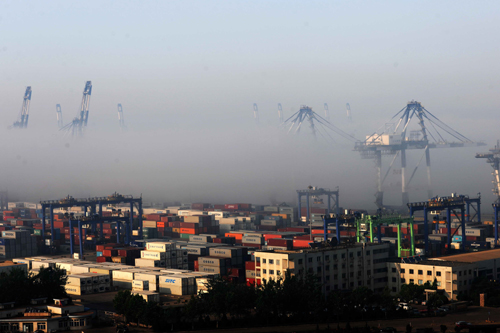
[135,258,165,267]
[146,242,173,252]
[132,291,160,303]
[132,279,149,291]
[141,250,167,260]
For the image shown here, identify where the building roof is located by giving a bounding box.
[416,260,471,267]
[431,248,500,263]
[0,261,26,267]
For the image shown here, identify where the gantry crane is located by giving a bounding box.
[117,104,126,130]
[324,103,330,120]
[11,86,32,129]
[277,103,284,123]
[56,104,63,128]
[283,105,358,142]
[60,81,92,136]
[476,140,500,204]
[354,101,486,211]
[346,103,352,122]
[253,103,259,123]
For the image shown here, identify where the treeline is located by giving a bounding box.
[113,272,403,331]
[0,267,68,304]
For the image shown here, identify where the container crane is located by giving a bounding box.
[253,103,259,123]
[60,81,92,136]
[56,104,63,128]
[476,140,500,204]
[346,103,352,122]
[277,103,284,123]
[117,104,126,130]
[324,103,330,120]
[354,100,486,211]
[283,105,358,143]
[11,86,32,129]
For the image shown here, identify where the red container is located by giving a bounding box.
[224,204,240,210]
[293,239,312,249]
[194,260,199,271]
[213,204,225,210]
[103,249,118,257]
[180,222,197,228]
[267,238,292,248]
[96,256,111,263]
[246,278,256,286]
[245,261,256,270]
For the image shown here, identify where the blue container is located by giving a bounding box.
[96,251,103,257]
[0,239,4,245]
[452,235,462,242]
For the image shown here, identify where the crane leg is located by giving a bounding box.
[425,146,433,198]
[375,151,384,208]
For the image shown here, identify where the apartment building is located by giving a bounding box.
[387,248,500,300]
[254,242,391,294]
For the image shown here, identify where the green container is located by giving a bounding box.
[34,229,42,236]
[180,233,190,239]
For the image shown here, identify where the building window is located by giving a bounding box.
[326,265,330,271]
[409,269,414,274]
[317,256,321,262]
[350,272,354,277]
[357,251,361,257]
[418,280,423,285]
[325,255,330,261]
[270,270,274,274]
[334,274,338,280]
[469,270,472,275]
[298,259,303,264]
[392,287,397,292]
[342,264,345,269]
[427,270,432,276]
[342,273,346,279]
[459,271,462,276]
[367,270,371,275]
[401,278,406,283]
[333,254,337,260]
[269,259,274,264]
[317,267,321,273]
[341,253,345,259]
[409,279,414,284]
[401,268,405,273]
[37,323,46,330]
[308,258,313,263]
[392,268,396,273]
[366,250,370,255]
[358,281,362,286]
[392,277,397,282]
[326,275,330,281]
[418,270,423,275]
[262,259,266,264]
[263,269,267,274]
[349,252,353,258]
[334,264,338,270]
[308,267,313,273]
[276,260,280,265]
[436,271,441,276]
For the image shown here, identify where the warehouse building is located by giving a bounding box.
[254,242,391,293]
[387,249,500,300]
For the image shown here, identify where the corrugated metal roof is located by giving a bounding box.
[433,248,500,262]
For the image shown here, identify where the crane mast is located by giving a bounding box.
[277,103,283,123]
[117,104,125,129]
[56,104,63,128]
[12,86,32,129]
[80,81,92,128]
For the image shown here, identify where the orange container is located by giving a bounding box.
[180,228,196,235]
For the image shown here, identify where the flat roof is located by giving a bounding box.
[416,260,470,267]
[432,248,500,263]
[0,261,26,267]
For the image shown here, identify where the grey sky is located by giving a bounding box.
[1,1,499,210]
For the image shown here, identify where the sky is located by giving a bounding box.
[0,1,499,212]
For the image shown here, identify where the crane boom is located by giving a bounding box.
[80,81,92,127]
[12,86,32,129]
[56,104,63,128]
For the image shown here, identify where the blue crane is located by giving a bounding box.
[56,104,63,128]
[117,104,126,130]
[12,86,32,129]
[60,81,92,136]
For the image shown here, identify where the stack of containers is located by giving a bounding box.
[134,272,162,292]
[65,273,111,295]
[136,241,189,269]
[0,230,38,260]
[197,256,231,275]
[112,268,148,289]
[132,279,149,291]
[245,260,256,286]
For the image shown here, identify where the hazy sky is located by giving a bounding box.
[1,1,499,211]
